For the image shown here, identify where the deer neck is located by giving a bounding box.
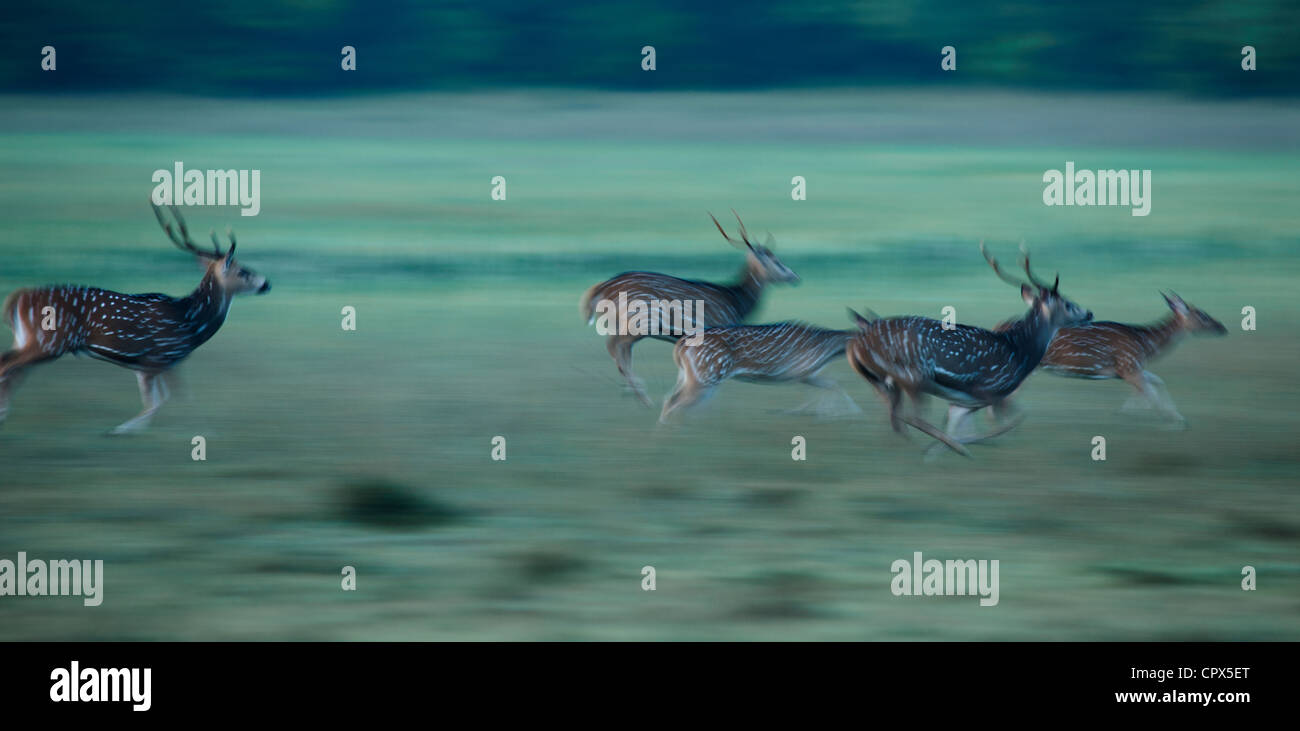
[1138,315,1187,358]
[182,271,234,333]
[728,263,764,317]
[1001,311,1058,368]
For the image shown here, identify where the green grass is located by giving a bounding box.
[0,90,1297,640]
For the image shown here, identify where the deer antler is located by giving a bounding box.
[152,202,223,259]
[708,211,754,250]
[980,241,1028,289]
[1018,241,1057,292]
[731,209,753,247]
[210,227,236,258]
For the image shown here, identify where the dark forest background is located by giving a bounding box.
[2,0,1294,95]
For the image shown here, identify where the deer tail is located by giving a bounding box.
[846,306,881,329]
[846,341,879,384]
[579,283,605,325]
[671,335,688,369]
[2,289,21,331]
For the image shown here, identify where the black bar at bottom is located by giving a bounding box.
[0,642,1283,717]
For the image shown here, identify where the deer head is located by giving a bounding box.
[981,242,1090,329]
[152,203,270,296]
[710,210,800,285]
[1162,291,1227,335]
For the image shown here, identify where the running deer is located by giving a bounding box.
[658,320,862,424]
[0,203,270,433]
[1002,292,1226,426]
[580,211,799,406]
[846,244,1092,457]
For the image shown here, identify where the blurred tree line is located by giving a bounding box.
[3,0,1294,95]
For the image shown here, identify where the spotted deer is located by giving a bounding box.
[580,211,799,406]
[659,320,863,424]
[997,292,1226,426]
[846,244,1092,457]
[0,203,270,433]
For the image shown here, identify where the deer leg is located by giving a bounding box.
[1,347,54,379]
[959,402,1024,443]
[972,400,1025,442]
[0,350,20,424]
[1143,372,1179,411]
[154,374,171,408]
[868,377,905,433]
[945,405,980,440]
[1116,364,1152,413]
[925,404,984,459]
[1116,364,1153,414]
[1119,388,1153,413]
[606,335,652,407]
[162,368,188,403]
[808,374,850,403]
[787,374,861,418]
[925,402,1024,458]
[110,371,167,434]
[659,351,720,424]
[779,389,822,415]
[884,386,972,457]
[658,382,715,425]
[1142,370,1186,426]
[902,412,973,458]
[923,404,978,462]
[659,362,692,424]
[1121,369,1185,426]
[0,348,58,426]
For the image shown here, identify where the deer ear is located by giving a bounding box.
[847,307,868,329]
[847,307,879,328]
[1162,291,1187,314]
[1021,284,1036,306]
[222,243,236,272]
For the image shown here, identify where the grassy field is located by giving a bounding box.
[0,90,1297,640]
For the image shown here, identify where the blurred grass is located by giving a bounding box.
[0,91,1297,640]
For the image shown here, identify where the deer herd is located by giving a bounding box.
[0,205,1226,452]
[584,212,1227,457]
